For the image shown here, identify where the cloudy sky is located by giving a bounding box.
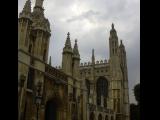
[18,0,140,104]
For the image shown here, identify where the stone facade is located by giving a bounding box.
[18,0,130,120]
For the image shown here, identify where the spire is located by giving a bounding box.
[112,23,114,29]
[64,32,72,48]
[120,40,123,44]
[110,23,118,38]
[19,0,31,18]
[73,39,80,55]
[120,40,125,48]
[49,56,52,66]
[23,0,31,13]
[92,49,95,59]
[92,49,95,64]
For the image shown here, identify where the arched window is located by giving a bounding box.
[96,77,108,106]
[117,98,120,113]
[28,44,32,53]
[86,79,90,95]
[89,112,95,120]
[73,87,76,102]
[98,114,102,120]
[27,68,34,90]
[105,115,108,120]
[43,49,46,61]
[111,116,114,120]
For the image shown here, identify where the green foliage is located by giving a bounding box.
[130,83,140,120]
[134,83,140,104]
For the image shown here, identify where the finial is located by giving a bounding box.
[92,49,94,55]
[75,39,77,43]
[74,39,78,47]
[112,23,114,29]
[120,40,123,44]
[67,32,70,37]
[64,32,72,48]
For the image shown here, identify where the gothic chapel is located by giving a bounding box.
[18,0,130,120]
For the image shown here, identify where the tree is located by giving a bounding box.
[130,83,140,120]
[134,83,140,105]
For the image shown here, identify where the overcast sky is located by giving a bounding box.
[18,0,140,104]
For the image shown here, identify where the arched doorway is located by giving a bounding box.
[96,77,108,107]
[98,114,102,120]
[89,112,95,120]
[105,115,108,120]
[111,116,114,120]
[45,99,59,120]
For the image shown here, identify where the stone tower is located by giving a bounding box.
[31,0,51,62]
[109,23,129,120]
[72,39,80,79]
[62,32,73,75]
[109,23,122,119]
[18,0,51,119]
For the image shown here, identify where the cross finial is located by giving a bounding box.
[112,23,114,29]
[67,32,70,36]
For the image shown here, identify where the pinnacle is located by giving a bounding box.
[65,32,72,48]
[120,40,123,44]
[112,23,114,29]
[92,49,94,55]
[67,32,70,37]
[120,40,125,48]
[22,0,31,13]
[73,39,79,55]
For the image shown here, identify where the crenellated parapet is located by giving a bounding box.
[80,59,108,67]
[79,59,110,78]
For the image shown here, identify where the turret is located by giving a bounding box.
[19,0,32,19]
[108,23,123,116]
[109,23,119,57]
[72,39,80,79]
[119,40,127,67]
[62,32,73,75]
[30,0,51,62]
[18,0,32,51]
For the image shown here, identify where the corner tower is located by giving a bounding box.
[30,0,51,63]
[72,39,80,79]
[109,23,124,120]
[62,32,73,75]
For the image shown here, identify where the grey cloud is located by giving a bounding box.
[19,0,140,104]
[67,10,100,23]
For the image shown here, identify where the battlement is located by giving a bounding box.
[80,59,108,67]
